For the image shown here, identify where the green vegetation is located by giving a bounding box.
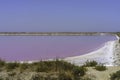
[30,74,42,80]
[73,66,87,77]
[110,70,120,80]
[19,63,29,72]
[58,72,73,80]
[0,59,5,67]
[0,59,88,80]
[116,32,120,37]
[82,61,107,71]
[83,60,98,67]
[5,62,20,71]
[94,64,107,71]
[0,59,118,80]
[0,78,3,80]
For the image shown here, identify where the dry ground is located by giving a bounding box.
[86,66,120,80]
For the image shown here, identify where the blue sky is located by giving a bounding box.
[0,0,120,32]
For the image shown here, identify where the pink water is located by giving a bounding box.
[0,36,116,61]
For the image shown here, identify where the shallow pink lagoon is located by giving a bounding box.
[0,36,116,61]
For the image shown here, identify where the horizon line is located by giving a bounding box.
[0,32,118,36]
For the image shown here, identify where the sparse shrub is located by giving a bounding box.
[5,77,9,80]
[55,60,75,72]
[30,74,48,80]
[34,60,75,72]
[34,66,43,72]
[72,66,87,77]
[6,62,19,71]
[58,72,73,80]
[31,75,41,80]
[34,62,49,72]
[83,60,98,67]
[0,77,3,80]
[19,63,29,72]
[94,64,107,71]
[0,59,5,67]
[110,70,120,80]
[8,72,16,76]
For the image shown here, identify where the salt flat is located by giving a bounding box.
[65,40,120,66]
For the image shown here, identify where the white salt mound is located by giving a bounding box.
[64,40,120,66]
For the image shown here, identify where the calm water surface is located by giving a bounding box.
[0,36,116,61]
